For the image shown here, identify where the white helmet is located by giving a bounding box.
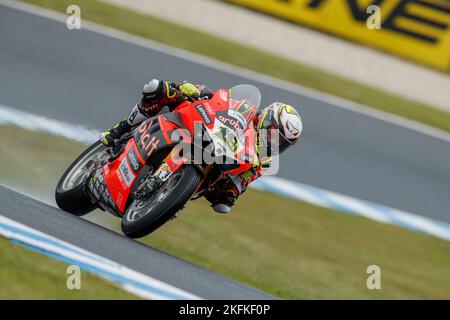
[257,102,303,154]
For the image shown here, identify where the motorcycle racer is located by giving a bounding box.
[100,79,303,214]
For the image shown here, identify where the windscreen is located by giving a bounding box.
[229,84,261,108]
[208,85,262,162]
[228,84,261,128]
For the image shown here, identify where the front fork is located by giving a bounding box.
[131,143,216,209]
[148,148,214,197]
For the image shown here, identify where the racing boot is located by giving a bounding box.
[204,178,240,214]
[212,203,232,214]
[99,120,131,148]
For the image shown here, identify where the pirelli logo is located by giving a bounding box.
[227,0,450,70]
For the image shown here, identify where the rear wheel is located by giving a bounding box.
[55,141,107,216]
[121,165,202,238]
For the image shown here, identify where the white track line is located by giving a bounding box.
[2,0,450,143]
[0,104,99,143]
[1,103,449,241]
[252,177,450,241]
[0,215,201,299]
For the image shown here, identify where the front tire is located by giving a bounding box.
[121,165,202,238]
[55,141,106,216]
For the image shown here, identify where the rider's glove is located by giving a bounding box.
[179,82,200,99]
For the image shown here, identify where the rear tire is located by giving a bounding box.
[121,165,201,238]
[55,141,106,216]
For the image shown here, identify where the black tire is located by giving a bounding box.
[55,141,106,216]
[121,165,201,238]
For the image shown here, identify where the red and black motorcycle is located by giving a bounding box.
[55,85,262,238]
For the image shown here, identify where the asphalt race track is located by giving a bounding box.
[0,185,275,299]
[1,4,449,223]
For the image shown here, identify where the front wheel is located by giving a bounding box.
[55,141,107,216]
[121,165,202,238]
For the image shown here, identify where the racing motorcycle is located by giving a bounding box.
[55,84,262,238]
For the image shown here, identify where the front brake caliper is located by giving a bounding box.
[135,176,162,198]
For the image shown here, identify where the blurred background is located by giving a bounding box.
[0,0,449,299]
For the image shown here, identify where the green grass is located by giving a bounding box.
[1,124,449,299]
[0,127,86,202]
[21,0,450,133]
[0,237,136,299]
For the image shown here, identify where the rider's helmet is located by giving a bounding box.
[256,102,303,155]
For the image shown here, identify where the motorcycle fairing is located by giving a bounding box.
[100,87,261,215]
[98,114,191,214]
[87,166,121,216]
[134,116,186,164]
[102,138,146,213]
